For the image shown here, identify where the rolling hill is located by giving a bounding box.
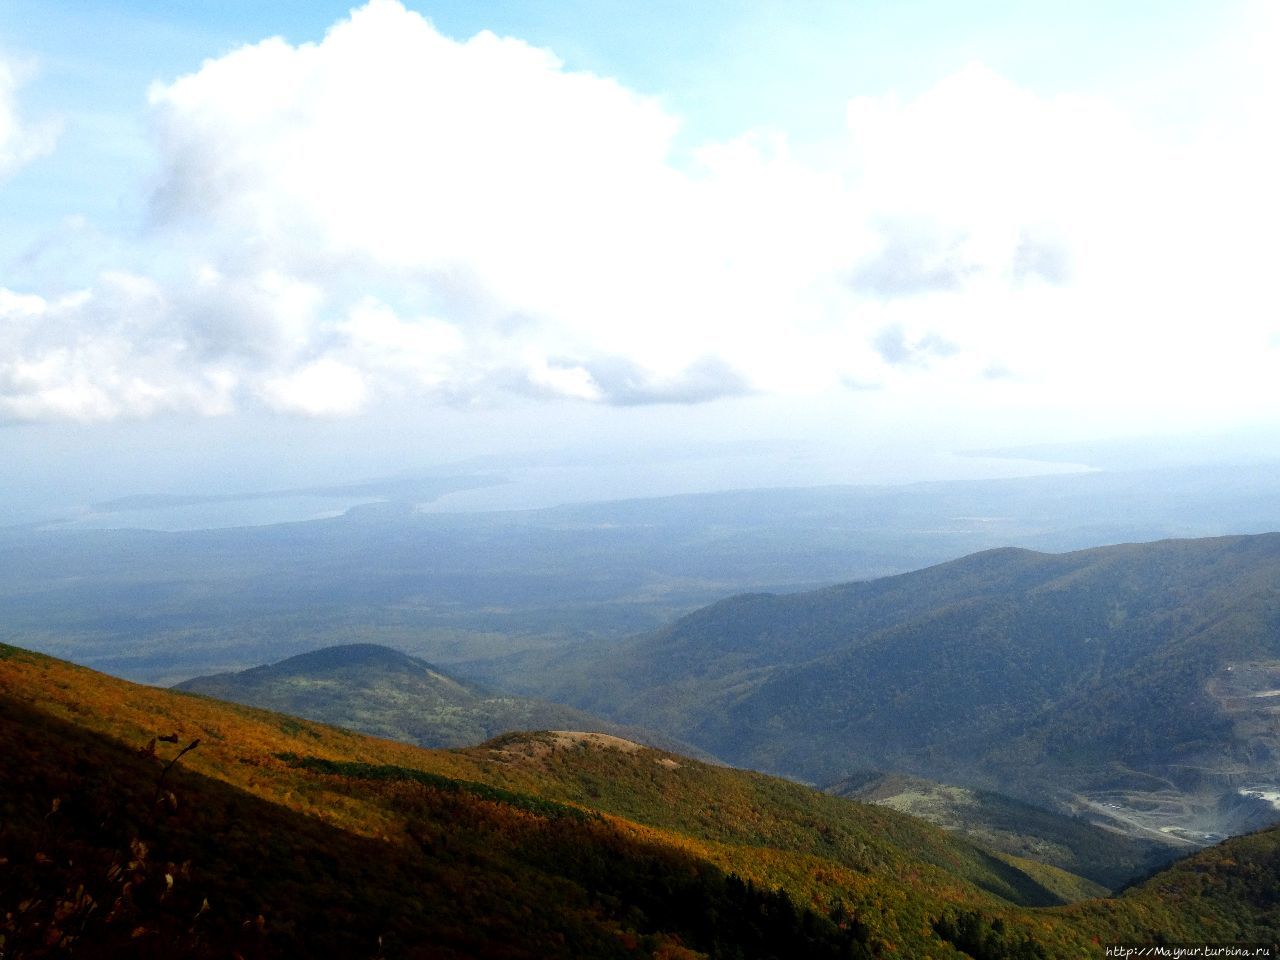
[494,533,1280,845]
[8,641,1280,956]
[174,642,700,754]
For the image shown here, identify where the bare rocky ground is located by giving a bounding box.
[1062,660,1280,846]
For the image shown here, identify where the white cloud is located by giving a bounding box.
[135,0,764,407]
[337,298,466,389]
[0,279,237,422]
[179,266,324,362]
[1,1,1277,432]
[0,55,58,181]
[260,358,366,416]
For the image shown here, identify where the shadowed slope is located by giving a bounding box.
[7,642,1280,957]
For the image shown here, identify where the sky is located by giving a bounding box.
[2,1,1279,517]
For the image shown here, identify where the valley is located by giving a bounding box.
[7,640,1280,958]
[7,460,1280,686]
[828,772,1174,890]
[473,533,1280,850]
[9,1,1279,954]
[8,473,1280,953]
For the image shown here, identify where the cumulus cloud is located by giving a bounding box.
[1011,230,1071,286]
[523,355,755,406]
[589,355,754,406]
[839,376,883,392]
[872,323,959,367]
[0,55,58,181]
[0,280,236,422]
[842,65,1124,298]
[851,218,976,297]
[259,358,366,416]
[2,0,774,421]
[981,362,1019,382]
[2,2,1277,424]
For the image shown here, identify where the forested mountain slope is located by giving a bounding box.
[505,533,1280,842]
[7,642,1280,956]
[176,642,700,754]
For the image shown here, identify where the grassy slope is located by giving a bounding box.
[1,645,865,959]
[3,643,1279,957]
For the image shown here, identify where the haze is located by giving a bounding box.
[3,0,1279,523]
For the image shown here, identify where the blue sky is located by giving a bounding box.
[1,0,1248,241]
[1,1,1278,515]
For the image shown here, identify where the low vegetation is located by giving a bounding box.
[4,642,1280,957]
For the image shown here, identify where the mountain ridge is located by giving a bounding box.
[488,533,1280,844]
[9,640,1280,956]
[14,461,1280,687]
[175,641,709,758]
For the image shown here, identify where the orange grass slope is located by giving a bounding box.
[3,641,1280,958]
[1,642,866,958]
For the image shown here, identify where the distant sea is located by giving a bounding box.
[413,451,1092,516]
[44,495,369,532]
[13,448,1093,533]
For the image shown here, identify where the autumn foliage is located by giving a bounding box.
[4,643,1280,958]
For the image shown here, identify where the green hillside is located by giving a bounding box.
[501,534,1280,845]
[175,643,701,755]
[10,641,1280,957]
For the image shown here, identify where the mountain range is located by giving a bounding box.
[176,641,1164,890]
[7,640,1280,957]
[13,517,1280,954]
[10,460,1280,688]
[481,533,1280,846]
